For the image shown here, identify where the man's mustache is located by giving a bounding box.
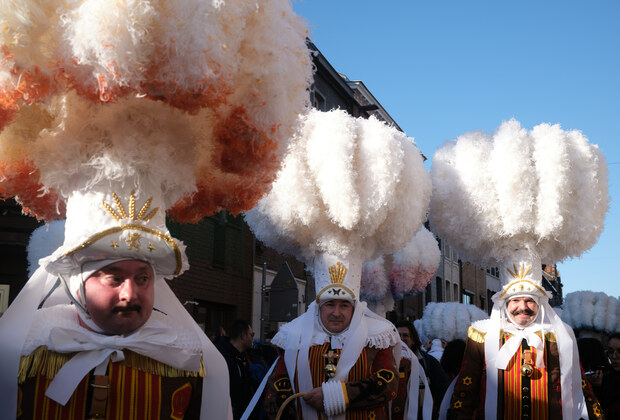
[511,308,535,316]
[113,305,141,313]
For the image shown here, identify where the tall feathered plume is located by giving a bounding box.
[0,0,313,221]
[245,108,431,270]
[429,119,608,269]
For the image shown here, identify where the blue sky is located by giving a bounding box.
[292,0,620,298]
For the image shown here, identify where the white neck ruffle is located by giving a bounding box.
[22,304,203,356]
[271,302,399,351]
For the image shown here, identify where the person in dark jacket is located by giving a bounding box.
[440,339,466,382]
[601,333,620,418]
[217,320,258,420]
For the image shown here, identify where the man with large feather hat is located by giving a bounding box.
[0,0,313,418]
[244,108,432,420]
[428,120,608,419]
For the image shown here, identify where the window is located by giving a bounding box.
[0,284,9,317]
[454,284,458,302]
[462,290,474,305]
[480,296,486,311]
[436,277,443,302]
[487,289,494,315]
[193,301,236,335]
[425,283,432,304]
[445,281,451,301]
[486,267,499,277]
[311,88,327,111]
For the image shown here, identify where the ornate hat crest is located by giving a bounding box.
[314,255,361,304]
[43,183,187,279]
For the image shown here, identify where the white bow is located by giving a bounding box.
[45,321,202,405]
[495,327,545,370]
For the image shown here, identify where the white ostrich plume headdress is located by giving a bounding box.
[419,302,488,342]
[0,0,313,222]
[429,119,608,300]
[561,290,620,334]
[245,108,431,303]
[246,108,428,419]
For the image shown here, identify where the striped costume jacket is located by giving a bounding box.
[447,324,605,420]
[17,346,204,420]
[264,343,399,420]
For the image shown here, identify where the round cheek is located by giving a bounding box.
[84,280,113,313]
[143,282,155,308]
[319,308,329,325]
[345,308,353,322]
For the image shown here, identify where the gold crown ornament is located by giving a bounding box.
[314,254,362,304]
[492,252,551,304]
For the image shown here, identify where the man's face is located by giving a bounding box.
[398,327,414,349]
[607,338,620,372]
[243,326,255,352]
[506,296,539,328]
[83,260,155,335]
[319,299,354,334]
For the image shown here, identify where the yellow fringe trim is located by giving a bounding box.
[19,346,205,383]
[468,326,486,343]
[467,327,557,344]
[18,346,72,383]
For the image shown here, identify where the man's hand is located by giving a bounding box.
[303,387,324,411]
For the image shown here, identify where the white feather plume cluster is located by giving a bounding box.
[419,302,489,342]
[429,119,609,267]
[561,291,620,334]
[27,220,65,277]
[0,0,310,108]
[390,227,440,298]
[0,0,313,221]
[361,256,390,302]
[360,226,440,302]
[32,94,197,208]
[244,108,431,266]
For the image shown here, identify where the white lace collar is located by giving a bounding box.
[271,303,399,351]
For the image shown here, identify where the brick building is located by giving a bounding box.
[460,261,488,312]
